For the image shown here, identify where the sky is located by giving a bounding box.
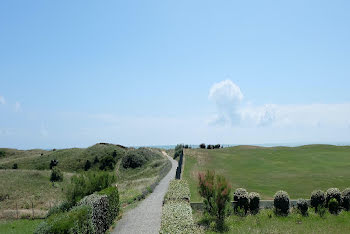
[1,0,350,149]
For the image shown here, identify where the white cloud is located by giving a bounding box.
[0,96,5,105]
[14,101,21,112]
[209,79,350,129]
[208,80,244,125]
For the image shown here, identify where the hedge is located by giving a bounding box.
[35,205,94,234]
[160,201,198,234]
[97,186,120,226]
[164,180,190,204]
[78,194,109,234]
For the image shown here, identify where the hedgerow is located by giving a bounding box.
[248,192,260,214]
[233,188,249,214]
[311,190,325,212]
[160,201,199,234]
[164,180,190,203]
[97,186,120,226]
[326,188,341,207]
[342,188,350,211]
[273,190,290,216]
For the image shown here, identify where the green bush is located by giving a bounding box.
[160,201,198,234]
[122,151,147,169]
[50,167,63,182]
[198,171,231,231]
[98,186,120,226]
[273,190,290,216]
[0,150,5,158]
[174,144,183,159]
[66,171,116,205]
[164,180,190,203]
[248,192,260,214]
[12,163,18,169]
[328,198,339,214]
[296,199,308,216]
[78,194,109,234]
[311,190,325,212]
[326,188,341,207]
[99,155,116,170]
[84,160,91,171]
[35,205,94,234]
[341,188,350,211]
[47,201,72,217]
[233,188,249,214]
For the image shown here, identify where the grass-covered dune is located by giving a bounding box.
[183,144,350,202]
[0,143,126,172]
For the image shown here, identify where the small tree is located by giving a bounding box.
[93,156,99,164]
[50,167,63,182]
[49,159,59,169]
[84,160,91,171]
[12,163,18,169]
[198,170,231,231]
[99,155,116,170]
[199,143,206,149]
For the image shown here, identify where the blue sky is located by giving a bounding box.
[1,0,350,148]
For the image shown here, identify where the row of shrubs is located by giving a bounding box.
[35,171,120,234]
[199,143,222,149]
[160,180,200,234]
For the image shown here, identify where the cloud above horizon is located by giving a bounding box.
[209,80,350,128]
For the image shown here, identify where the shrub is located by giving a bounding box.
[66,171,116,205]
[164,180,191,203]
[341,188,350,211]
[0,150,5,158]
[233,188,249,214]
[122,151,147,169]
[273,190,290,216]
[50,167,63,182]
[93,156,99,164]
[297,199,308,216]
[199,143,206,149]
[99,155,116,170]
[47,200,72,217]
[198,171,231,231]
[78,194,109,234]
[160,201,198,234]
[84,160,91,171]
[98,186,120,226]
[12,163,18,169]
[49,159,59,169]
[35,205,94,234]
[328,198,339,214]
[174,144,183,159]
[311,190,325,212]
[326,188,341,207]
[248,192,260,214]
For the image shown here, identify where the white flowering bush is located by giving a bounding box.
[160,201,198,234]
[164,180,191,204]
[78,194,109,234]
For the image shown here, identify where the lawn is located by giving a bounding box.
[0,219,42,234]
[183,145,350,202]
[193,208,350,234]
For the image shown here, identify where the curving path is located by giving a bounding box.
[112,151,177,234]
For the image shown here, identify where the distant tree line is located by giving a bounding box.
[199,143,223,149]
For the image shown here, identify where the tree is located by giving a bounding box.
[199,143,206,149]
[12,163,18,169]
[93,156,99,164]
[50,167,63,182]
[84,160,91,171]
[99,155,116,170]
[112,150,117,158]
[50,159,59,169]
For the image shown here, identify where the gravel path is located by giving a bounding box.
[112,151,177,234]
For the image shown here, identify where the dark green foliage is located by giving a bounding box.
[98,186,120,226]
[273,190,290,216]
[84,160,91,171]
[199,143,206,149]
[34,205,94,234]
[341,188,350,211]
[112,150,117,158]
[297,199,308,216]
[174,144,183,159]
[326,188,341,207]
[122,151,147,169]
[248,192,260,214]
[198,170,231,231]
[47,200,72,217]
[12,163,18,169]
[93,156,99,164]
[234,188,249,214]
[65,171,116,205]
[0,150,5,158]
[78,194,109,234]
[99,155,116,170]
[50,167,63,182]
[311,190,325,212]
[328,198,339,214]
[49,159,58,169]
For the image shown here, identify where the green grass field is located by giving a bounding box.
[0,219,42,234]
[193,208,350,234]
[183,145,350,202]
